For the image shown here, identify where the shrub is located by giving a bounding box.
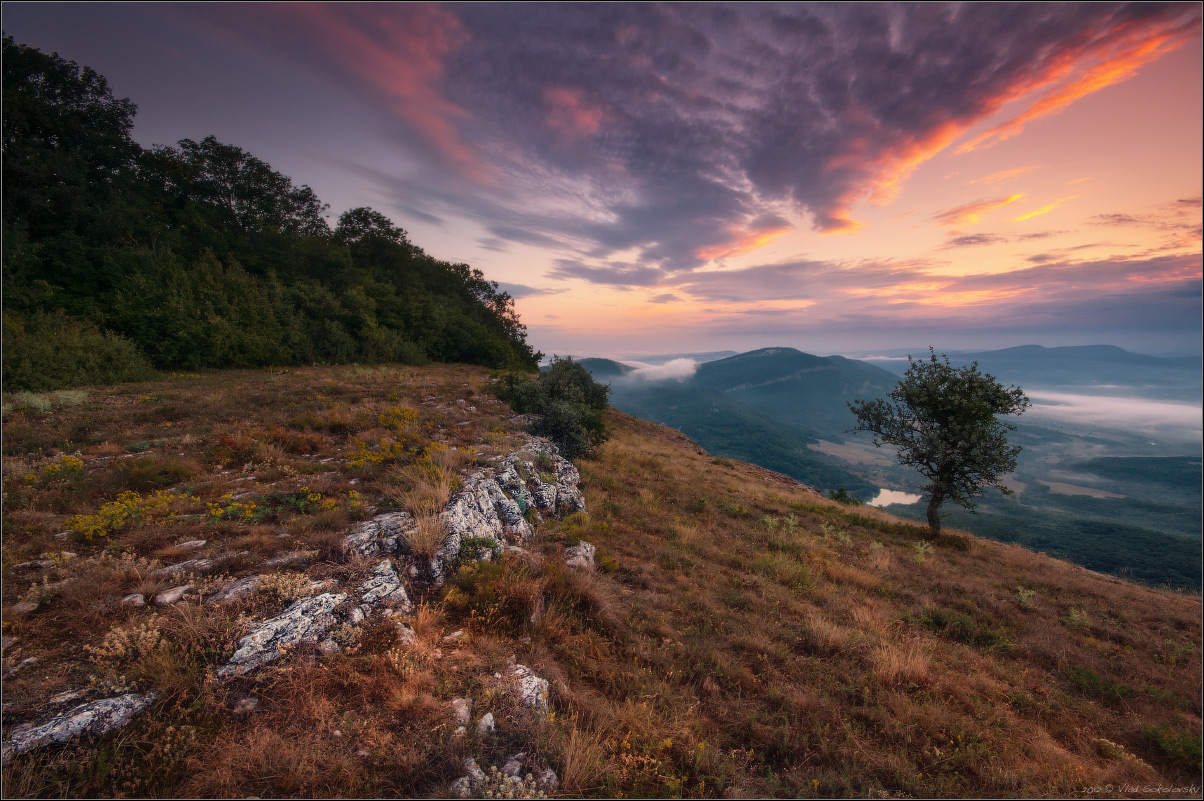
[2,311,157,392]
[497,356,609,459]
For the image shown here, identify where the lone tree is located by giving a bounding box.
[848,349,1030,536]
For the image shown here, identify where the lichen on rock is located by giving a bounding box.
[2,692,158,762]
[217,592,347,678]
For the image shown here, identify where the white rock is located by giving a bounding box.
[358,559,412,611]
[120,593,146,607]
[475,712,495,736]
[451,697,472,725]
[175,539,207,550]
[154,585,192,605]
[217,592,347,678]
[205,575,260,606]
[538,767,560,790]
[48,689,86,705]
[464,756,487,784]
[502,752,526,777]
[564,541,596,571]
[343,511,415,558]
[511,664,549,712]
[1,691,157,762]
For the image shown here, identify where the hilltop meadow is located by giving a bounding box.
[2,364,1200,798]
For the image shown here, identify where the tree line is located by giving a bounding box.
[2,36,540,391]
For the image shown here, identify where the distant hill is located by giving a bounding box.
[866,345,1201,401]
[630,350,738,365]
[690,348,899,435]
[577,346,898,495]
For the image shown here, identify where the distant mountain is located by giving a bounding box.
[689,348,899,436]
[630,351,738,365]
[577,346,899,495]
[865,345,1201,401]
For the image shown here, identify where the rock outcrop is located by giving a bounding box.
[217,593,347,678]
[1,692,158,763]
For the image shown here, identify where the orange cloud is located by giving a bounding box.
[544,87,605,145]
[293,4,492,183]
[811,15,1194,231]
[817,118,965,232]
[956,26,1195,154]
[969,166,1039,185]
[1014,196,1078,221]
[931,194,1024,226]
[694,224,792,262]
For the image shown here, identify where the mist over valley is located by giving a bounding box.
[576,344,1203,589]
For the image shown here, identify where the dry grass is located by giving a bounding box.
[2,366,1200,798]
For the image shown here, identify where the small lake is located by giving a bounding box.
[867,488,923,507]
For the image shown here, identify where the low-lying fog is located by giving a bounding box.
[1025,389,1203,443]
[618,358,699,382]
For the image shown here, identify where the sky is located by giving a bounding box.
[4,2,1202,358]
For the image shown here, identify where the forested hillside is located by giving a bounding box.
[2,37,538,391]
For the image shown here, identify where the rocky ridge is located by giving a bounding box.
[2,437,591,768]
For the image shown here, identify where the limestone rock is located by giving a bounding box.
[464,756,487,784]
[511,664,550,712]
[344,511,415,558]
[154,585,193,605]
[150,557,212,577]
[358,559,411,611]
[175,539,207,550]
[502,752,526,777]
[538,767,560,790]
[564,541,596,571]
[205,575,260,605]
[475,712,495,736]
[451,697,472,726]
[120,593,146,607]
[217,593,346,678]
[260,550,315,570]
[1,691,157,762]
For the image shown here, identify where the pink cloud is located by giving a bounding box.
[544,86,605,146]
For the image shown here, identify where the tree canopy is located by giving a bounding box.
[2,36,540,390]
[848,349,1030,536]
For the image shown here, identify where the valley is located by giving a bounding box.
[579,346,1203,589]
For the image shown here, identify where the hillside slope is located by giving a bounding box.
[2,364,1200,797]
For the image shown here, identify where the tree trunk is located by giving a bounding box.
[925,492,943,537]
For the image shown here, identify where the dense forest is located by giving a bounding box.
[2,36,540,391]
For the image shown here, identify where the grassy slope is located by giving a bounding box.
[2,364,1200,797]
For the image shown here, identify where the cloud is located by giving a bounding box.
[185,3,1200,266]
[945,233,1007,248]
[648,293,681,303]
[1014,196,1078,221]
[969,166,1039,185]
[622,358,699,382]
[931,195,1024,226]
[548,259,666,287]
[495,282,566,299]
[1026,390,1202,439]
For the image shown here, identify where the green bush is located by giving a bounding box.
[497,356,609,459]
[2,311,157,392]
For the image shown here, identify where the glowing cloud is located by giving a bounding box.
[1014,196,1079,221]
[956,22,1198,154]
[931,195,1024,226]
[290,4,492,183]
[544,86,605,146]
